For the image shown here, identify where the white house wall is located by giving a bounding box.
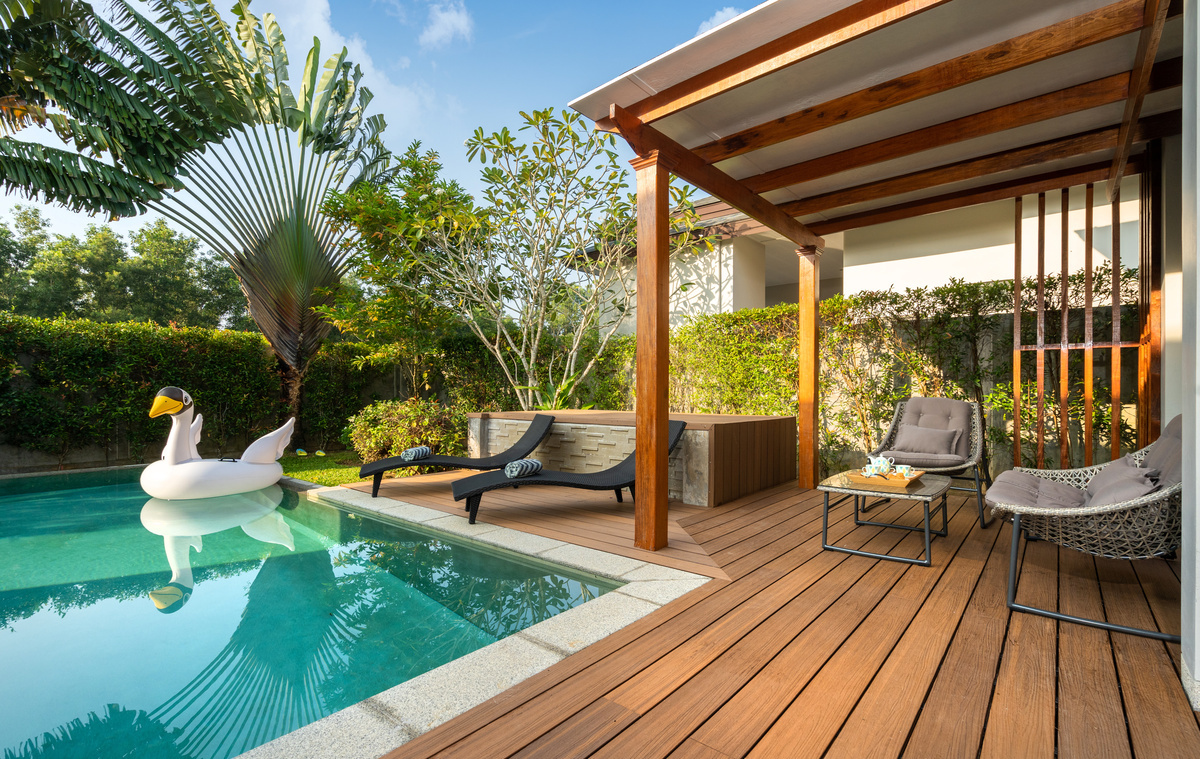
[841,175,1143,296]
[611,237,767,334]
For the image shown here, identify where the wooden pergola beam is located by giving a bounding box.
[808,156,1147,235]
[1108,0,1172,199]
[692,0,1148,165]
[594,0,952,132]
[777,110,1180,218]
[609,104,824,249]
[743,57,1182,194]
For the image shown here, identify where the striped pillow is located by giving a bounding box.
[504,459,543,478]
[400,446,431,461]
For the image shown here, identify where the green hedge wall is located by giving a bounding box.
[0,313,387,464]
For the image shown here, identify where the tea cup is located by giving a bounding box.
[894,464,915,479]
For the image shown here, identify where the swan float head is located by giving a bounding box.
[149,386,193,419]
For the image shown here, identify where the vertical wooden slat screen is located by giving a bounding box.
[1059,188,1070,465]
[1013,197,1023,468]
[1010,173,1157,470]
[1036,192,1046,468]
[1084,184,1095,466]
[1111,192,1121,459]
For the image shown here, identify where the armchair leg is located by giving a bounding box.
[1007,515,1180,642]
[615,488,623,503]
[974,466,993,529]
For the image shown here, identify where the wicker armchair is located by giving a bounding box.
[870,398,992,529]
[987,430,1182,642]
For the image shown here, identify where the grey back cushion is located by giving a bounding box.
[899,397,973,459]
[1142,414,1183,488]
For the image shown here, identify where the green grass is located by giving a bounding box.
[280,451,367,487]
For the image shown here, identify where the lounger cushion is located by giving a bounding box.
[893,424,960,456]
[878,450,967,469]
[1085,455,1156,499]
[898,397,974,459]
[1088,471,1159,508]
[1143,414,1183,488]
[986,470,1087,510]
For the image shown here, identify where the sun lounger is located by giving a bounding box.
[360,414,555,497]
[452,420,687,524]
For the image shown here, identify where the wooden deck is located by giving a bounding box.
[351,474,1200,759]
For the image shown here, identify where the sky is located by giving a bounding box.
[0,0,752,241]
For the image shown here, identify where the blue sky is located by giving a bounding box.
[1,1,749,239]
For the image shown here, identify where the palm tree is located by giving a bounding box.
[145,2,396,419]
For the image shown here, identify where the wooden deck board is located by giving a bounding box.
[347,472,1198,759]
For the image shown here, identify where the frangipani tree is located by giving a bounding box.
[145,1,396,416]
[393,108,708,410]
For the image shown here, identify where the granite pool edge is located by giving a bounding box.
[239,483,713,759]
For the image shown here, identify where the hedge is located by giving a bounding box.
[0,313,385,464]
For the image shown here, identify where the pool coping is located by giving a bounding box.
[239,482,713,759]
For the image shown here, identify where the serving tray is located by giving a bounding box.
[845,470,926,491]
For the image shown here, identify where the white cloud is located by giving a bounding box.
[697,7,743,36]
[419,1,473,50]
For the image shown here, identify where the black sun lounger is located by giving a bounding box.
[360,414,555,497]
[452,420,687,524]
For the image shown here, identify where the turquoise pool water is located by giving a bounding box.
[0,469,618,759]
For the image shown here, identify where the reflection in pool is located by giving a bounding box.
[0,471,618,759]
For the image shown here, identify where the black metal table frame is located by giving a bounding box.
[820,487,949,567]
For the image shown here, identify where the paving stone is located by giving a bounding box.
[539,543,647,578]
[520,591,659,655]
[616,577,711,606]
[237,701,412,759]
[374,635,563,735]
[620,563,709,583]
[422,514,503,537]
[470,528,567,555]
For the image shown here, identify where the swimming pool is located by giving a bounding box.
[0,469,619,759]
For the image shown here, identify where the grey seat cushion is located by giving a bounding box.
[897,397,974,460]
[986,470,1087,510]
[879,450,968,469]
[1142,414,1183,488]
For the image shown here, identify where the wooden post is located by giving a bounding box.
[797,246,821,489]
[632,151,670,551]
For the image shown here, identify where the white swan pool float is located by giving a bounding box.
[140,386,295,500]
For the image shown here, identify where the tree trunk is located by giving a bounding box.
[281,361,305,444]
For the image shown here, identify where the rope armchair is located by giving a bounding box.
[869,397,992,529]
[986,415,1183,642]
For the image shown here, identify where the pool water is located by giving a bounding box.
[0,469,618,759]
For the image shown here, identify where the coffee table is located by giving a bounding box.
[817,471,953,567]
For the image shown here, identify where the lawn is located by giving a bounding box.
[280,451,366,487]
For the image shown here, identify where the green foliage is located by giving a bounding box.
[300,341,381,450]
[320,142,472,394]
[344,397,468,471]
[0,312,279,463]
[2,208,251,327]
[437,327,519,412]
[671,304,800,416]
[383,107,710,410]
[0,313,386,464]
[1,0,246,217]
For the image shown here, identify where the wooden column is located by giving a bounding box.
[632,151,670,551]
[797,246,821,489]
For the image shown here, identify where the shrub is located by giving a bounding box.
[345,397,468,471]
[301,342,382,450]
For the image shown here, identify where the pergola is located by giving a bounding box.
[569,0,1198,704]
